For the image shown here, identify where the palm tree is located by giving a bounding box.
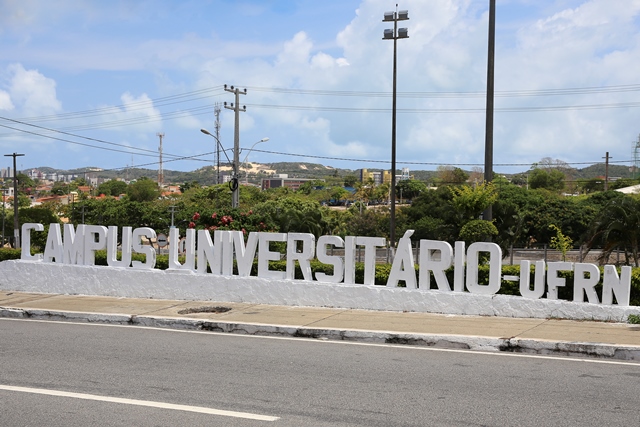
[586,196,640,266]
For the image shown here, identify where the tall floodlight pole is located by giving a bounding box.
[383,5,409,248]
[1,186,7,247]
[4,152,24,248]
[483,0,496,221]
[224,84,247,208]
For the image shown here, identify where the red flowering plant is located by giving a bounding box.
[186,208,275,235]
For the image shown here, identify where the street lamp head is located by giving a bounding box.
[260,137,269,142]
[200,128,212,136]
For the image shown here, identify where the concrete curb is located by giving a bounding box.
[2,307,639,361]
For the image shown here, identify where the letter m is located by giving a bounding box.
[63,224,86,265]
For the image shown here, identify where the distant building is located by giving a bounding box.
[1,167,12,178]
[261,174,316,191]
[359,169,396,185]
[400,167,412,181]
[161,185,182,197]
[360,169,390,185]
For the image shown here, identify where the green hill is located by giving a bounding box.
[30,161,634,186]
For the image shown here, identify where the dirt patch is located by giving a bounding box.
[178,306,232,315]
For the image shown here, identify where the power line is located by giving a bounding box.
[244,101,640,114]
[248,83,640,98]
[3,114,634,172]
[0,115,221,164]
[2,82,639,135]
[11,86,227,123]
[0,123,158,157]
[0,115,174,157]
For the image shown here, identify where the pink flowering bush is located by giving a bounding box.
[186,208,274,234]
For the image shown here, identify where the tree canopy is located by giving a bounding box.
[126,177,160,202]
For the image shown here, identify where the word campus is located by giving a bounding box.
[19,223,631,307]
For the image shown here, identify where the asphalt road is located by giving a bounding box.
[1,318,639,426]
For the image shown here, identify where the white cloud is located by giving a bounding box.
[4,63,61,116]
[0,90,14,110]
[276,32,313,66]
[325,140,371,158]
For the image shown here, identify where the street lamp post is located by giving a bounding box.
[383,6,409,248]
[242,138,269,185]
[200,128,236,202]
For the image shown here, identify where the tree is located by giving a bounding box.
[458,219,499,244]
[468,166,484,185]
[509,173,528,187]
[8,193,31,209]
[49,181,69,196]
[436,166,468,186]
[585,196,640,266]
[253,197,329,237]
[343,175,359,188]
[126,177,160,202]
[297,180,325,195]
[411,216,449,241]
[449,182,498,223]
[72,177,88,187]
[97,180,128,197]
[549,224,573,261]
[373,182,390,204]
[610,178,638,190]
[528,168,565,191]
[353,179,375,204]
[577,178,604,194]
[179,181,200,193]
[534,157,567,170]
[14,206,61,250]
[16,173,35,194]
[396,179,427,201]
[330,187,350,205]
[345,209,387,238]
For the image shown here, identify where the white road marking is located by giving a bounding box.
[2,317,640,367]
[0,384,279,421]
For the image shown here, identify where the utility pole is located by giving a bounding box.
[168,206,177,228]
[483,0,496,221]
[4,152,24,249]
[603,151,611,191]
[157,133,165,187]
[214,103,222,185]
[224,84,246,208]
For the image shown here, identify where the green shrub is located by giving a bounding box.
[0,248,21,261]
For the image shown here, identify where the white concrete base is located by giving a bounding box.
[1,260,638,321]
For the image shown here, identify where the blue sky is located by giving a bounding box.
[1,0,639,175]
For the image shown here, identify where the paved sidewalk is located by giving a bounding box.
[1,291,639,361]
